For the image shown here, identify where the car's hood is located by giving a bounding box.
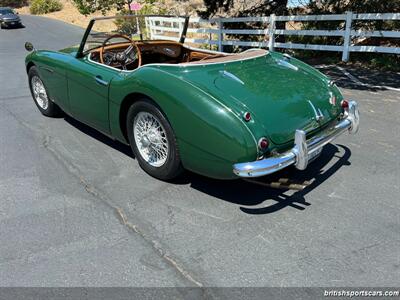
[1,14,20,21]
[166,52,342,145]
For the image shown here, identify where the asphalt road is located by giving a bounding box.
[0,15,399,291]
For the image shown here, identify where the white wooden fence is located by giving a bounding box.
[145,12,400,61]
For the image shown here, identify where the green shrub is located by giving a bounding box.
[30,0,63,15]
[114,11,139,36]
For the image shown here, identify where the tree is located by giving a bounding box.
[288,0,400,65]
[199,0,288,18]
[293,0,400,41]
[198,0,288,48]
[305,0,400,31]
[199,0,233,18]
[306,0,400,14]
[72,0,165,15]
[0,0,28,8]
[72,0,127,15]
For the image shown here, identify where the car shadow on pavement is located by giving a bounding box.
[1,25,25,30]
[315,64,400,92]
[64,115,352,214]
[64,115,134,158]
[186,144,352,214]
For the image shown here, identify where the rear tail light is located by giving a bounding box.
[243,112,251,122]
[341,100,349,110]
[258,137,269,150]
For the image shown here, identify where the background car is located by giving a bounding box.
[0,7,22,29]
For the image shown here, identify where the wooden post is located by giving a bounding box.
[268,14,276,51]
[217,19,223,52]
[148,18,154,40]
[178,19,183,42]
[342,11,353,62]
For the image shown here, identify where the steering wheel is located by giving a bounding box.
[99,34,142,70]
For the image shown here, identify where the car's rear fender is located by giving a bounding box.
[109,67,258,179]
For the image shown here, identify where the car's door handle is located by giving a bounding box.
[95,76,109,86]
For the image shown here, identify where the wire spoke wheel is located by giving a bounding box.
[31,76,49,110]
[133,111,169,167]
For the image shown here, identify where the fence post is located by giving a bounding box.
[268,14,276,51]
[342,11,353,62]
[147,17,154,40]
[217,19,224,52]
[178,19,183,41]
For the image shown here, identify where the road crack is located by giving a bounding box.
[115,207,203,287]
[3,104,205,287]
[46,138,204,287]
[43,133,204,287]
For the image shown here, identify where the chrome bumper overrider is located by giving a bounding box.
[233,101,359,178]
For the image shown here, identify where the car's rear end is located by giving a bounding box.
[162,50,359,178]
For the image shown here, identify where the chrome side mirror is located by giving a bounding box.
[25,42,35,52]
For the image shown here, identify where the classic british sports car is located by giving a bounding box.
[25,15,359,180]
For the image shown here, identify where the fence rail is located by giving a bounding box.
[146,12,400,61]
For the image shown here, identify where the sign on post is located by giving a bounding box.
[129,2,142,37]
[130,2,142,11]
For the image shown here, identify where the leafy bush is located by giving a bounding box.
[30,0,63,15]
[114,5,167,37]
[114,11,139,35]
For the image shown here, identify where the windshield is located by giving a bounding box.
[0,9,14,15]
[81,15,188,54]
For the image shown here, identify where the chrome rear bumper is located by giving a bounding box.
[233,101,359,178]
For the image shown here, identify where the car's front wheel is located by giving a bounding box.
[127,99,183,180]
[28,66,62,117]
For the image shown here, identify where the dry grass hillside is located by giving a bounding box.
[17,0,117,29]
[16,0,269,29]
[16,0,206,29]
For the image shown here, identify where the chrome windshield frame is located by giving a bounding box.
[76,14,190,58]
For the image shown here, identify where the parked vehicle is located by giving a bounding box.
[24,15,359,180]
[0,7,22,29]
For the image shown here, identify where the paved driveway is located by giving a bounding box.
[0,15,399,289]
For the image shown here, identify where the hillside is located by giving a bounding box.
[16,0,205,29]
[16,0,117,29]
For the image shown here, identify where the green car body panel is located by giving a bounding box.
[25,45,343,179]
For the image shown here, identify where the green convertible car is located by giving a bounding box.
[25,15,359,181]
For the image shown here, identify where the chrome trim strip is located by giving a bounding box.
[308,100,324,122]
[233,101,359,178]
[87,54,125,73]
[95,76,109,86]
[219,70,244,85]
[276,58,299,71]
